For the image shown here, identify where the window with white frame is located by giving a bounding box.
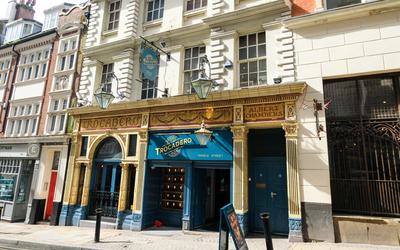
[17,48,50,82]
[46,98,68,134]
[146,0,164,22]
[141,78,158,99]
[239,32,267,87]
[186,0,207,11]
[107,0,121,31]
[57,37,77,72]
[7,103,40,137]
[326,0,361,9]
[183,46,206,94]
[0,58,11,85]
[101,63,114,93]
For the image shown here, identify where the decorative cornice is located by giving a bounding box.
[69,82,307,117]
[203,1,289,27]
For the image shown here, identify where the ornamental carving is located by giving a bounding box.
[244,103,285,122]
[234,105,243,124]
[285,102,296,120]
[150,107,233,127]
[231,126,248,140]
[282,122,298,137]
[80,115,142,131]
[141,113,149,128]
[139,130,148,141]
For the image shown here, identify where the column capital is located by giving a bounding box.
[139,130,148,142]
[74,162,82,168]
[282,122,298,137]
[120,162,130,170]
[231,125,248,140]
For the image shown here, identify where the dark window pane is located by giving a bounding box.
[258,45,266,57]
[239,48,247,60]
[248,33,256,46]
[240,63,248,74]
[199,46,206,54]
[195,0,201,8]
[184,59,191,70]
[248,46,257,58]
[187,0,193,10]
[249,73,258,85]
[153,10,159,19]
[259,71,267,84]
[80,136,88,156]
[239,36,247,47]
[202,0,207,7]
[147,12,152,21]
[128,135,137,157]
[259,59,266,71]
[249,61,257,73]
[240,74,248,86]
[192,58,199,69]
[258,32,266,44]
[185,49,191,58]
[160,8,164,18]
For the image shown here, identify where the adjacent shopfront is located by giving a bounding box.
[0,143,40,222]
[61,83,306,239]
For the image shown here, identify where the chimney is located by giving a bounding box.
[15,0,36,20]
[6,0,17,22]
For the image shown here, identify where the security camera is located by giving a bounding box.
[159,39,167,48]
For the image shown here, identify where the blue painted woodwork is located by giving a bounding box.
[147,130,233,161]
[249,157,288,234]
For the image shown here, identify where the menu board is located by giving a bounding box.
[219,203,248,250]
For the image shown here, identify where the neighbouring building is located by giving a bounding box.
[285,0,400,246]
[0,2,89,225]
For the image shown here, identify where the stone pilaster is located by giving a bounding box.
[125,0,140,38]
[231,125,249,234]
[118,163,130,211]
[80,162,92,207]
[69,162,82,206]
[282,122,303,242]
[113,49,135,100]
[132,130,148,212]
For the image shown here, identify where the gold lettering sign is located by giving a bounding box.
[244,103,285,122]
[80,115,142,131]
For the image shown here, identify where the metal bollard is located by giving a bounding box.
[94,208,102,243]
[0,207,3,221]
[260,212,273,250]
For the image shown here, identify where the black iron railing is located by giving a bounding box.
[90,191,119,218]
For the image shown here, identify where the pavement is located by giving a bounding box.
[0,221,399,250]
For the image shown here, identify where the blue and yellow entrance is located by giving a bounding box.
[248,129,288,235]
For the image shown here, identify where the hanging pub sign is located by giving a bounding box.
[140,44,159,81]
[219,203,248,250]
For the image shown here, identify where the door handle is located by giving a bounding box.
[270,192,277,199]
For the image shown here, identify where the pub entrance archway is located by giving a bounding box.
[89,137,122,218]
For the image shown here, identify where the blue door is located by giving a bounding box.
[249,157,288,234]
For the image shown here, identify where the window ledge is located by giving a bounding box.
[184,7,207,18]
[102,29,118,37]
[143,19,163,29]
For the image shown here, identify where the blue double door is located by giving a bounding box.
[89,161,121,217]
[249,157,288,235]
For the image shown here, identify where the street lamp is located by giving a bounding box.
[191,56,218,99]
[94,72,124,109]
[194,120,213,146]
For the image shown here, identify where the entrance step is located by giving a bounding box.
[79,220,116,229]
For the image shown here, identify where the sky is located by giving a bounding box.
[0,0,86,24]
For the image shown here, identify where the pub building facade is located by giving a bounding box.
[61,82,306,239]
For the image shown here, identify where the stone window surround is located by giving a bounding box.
[0,57,11,85]
[56,36,78,73]
[145,0,165,22]
[6,102,41,137]
[45,96,69,135]
[238,31,267,88]
[106,0,122,31]
[17,47,51,83]
[183,45,206,95]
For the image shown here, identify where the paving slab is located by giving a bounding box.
[0,222,399,250]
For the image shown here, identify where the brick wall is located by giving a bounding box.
[291,0,315,16]
[38,39,59,135]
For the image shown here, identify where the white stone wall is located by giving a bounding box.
[292,10,400,204]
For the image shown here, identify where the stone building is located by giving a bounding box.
[59,0,400,246]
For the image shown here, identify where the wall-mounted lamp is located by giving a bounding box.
[191,56,218,100]
[194,120,213,146]
[94,72,124,109]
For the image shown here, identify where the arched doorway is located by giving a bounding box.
[89,137,122,218]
